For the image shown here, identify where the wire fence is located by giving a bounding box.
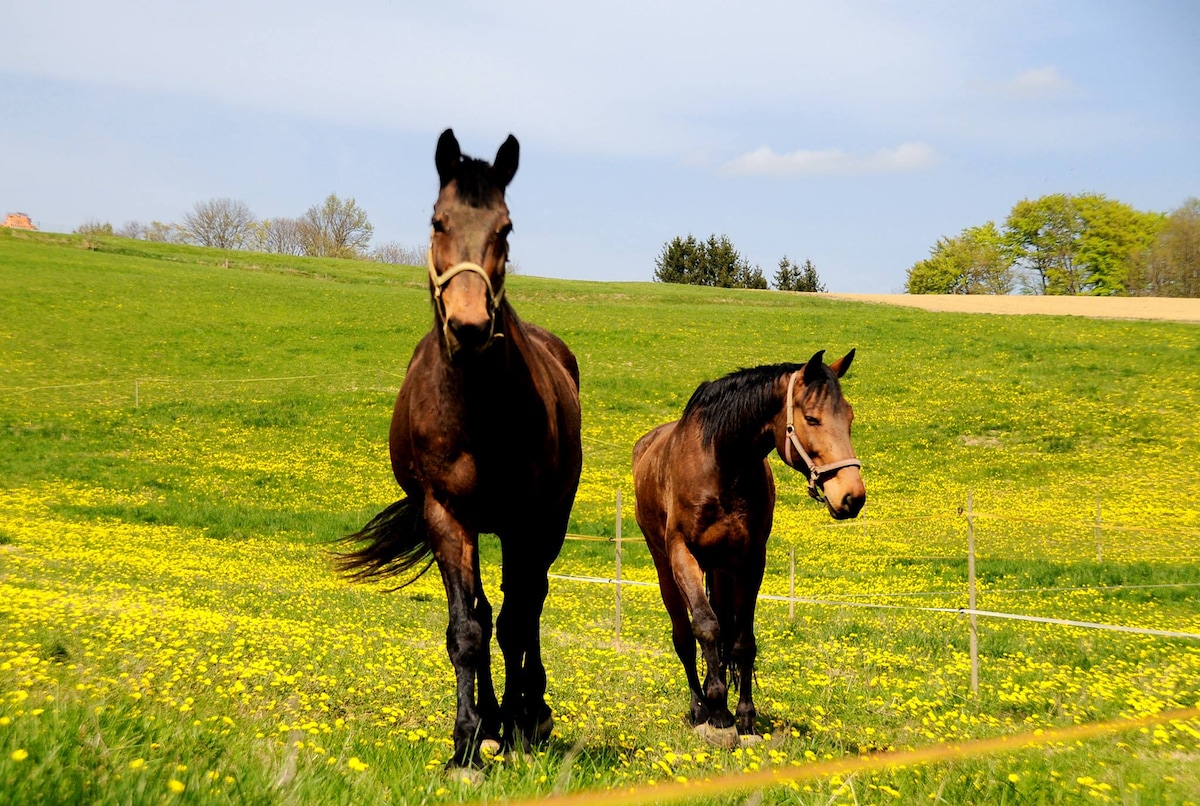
[0,370,408,408]
[550,490,1200,686]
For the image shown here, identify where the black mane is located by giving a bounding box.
[445,155,504,207]
[681,362,844,450]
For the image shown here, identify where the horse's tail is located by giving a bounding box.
[333,497,435,588]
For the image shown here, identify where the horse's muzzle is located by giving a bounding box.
[827,489,866,520]
[446,315,498,357]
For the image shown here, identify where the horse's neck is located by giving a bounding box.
[451,309,542,413]
[709,378,787,462]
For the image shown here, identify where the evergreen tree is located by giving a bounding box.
[774,257,826,292]
[654,234,765,289]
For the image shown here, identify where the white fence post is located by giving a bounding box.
[614,489,623,649]
[789,545,796,621]
[967,490,979,696]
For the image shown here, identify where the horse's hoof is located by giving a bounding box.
[694,722,739,749]
[738,732,763,747]
[445,766,485,786]
[532,713,554,743]
[480,738,501,756]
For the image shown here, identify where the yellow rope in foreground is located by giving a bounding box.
[485,707,1200,806]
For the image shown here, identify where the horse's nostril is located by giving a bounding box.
[448,317,490,348]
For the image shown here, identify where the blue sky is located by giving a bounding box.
[2,1,1197,292]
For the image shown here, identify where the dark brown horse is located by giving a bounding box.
[633,351,865,748]
[337,129,582,772]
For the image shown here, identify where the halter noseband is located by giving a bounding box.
[784,370,862,503]
[427,243,505,352]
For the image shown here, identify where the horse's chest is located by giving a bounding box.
[410,426,555,514]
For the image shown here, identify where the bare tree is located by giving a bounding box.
[1130,198,1200,297]
[183,198,257,249]
[117,220,147,240]
[372,241,426,265]
[300,194,374,259]
[144,221,189,243]
[74,219,113,236]
[253,217,307,256]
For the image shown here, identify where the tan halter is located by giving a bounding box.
[427,243,505,350]
[784,370,862,502]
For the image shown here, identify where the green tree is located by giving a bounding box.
[1004,193,1159,295]
[1005,194,1084,294]
[1074,195,1164,295]
[654,234,765,289]
[905,222,1014,294]
[300,194,374,259]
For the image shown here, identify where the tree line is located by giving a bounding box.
[654,234,826,292]
[74,195,426,265]
[906,194,1200,297]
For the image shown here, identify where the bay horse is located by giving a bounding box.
[632,350,865,748]
[337,129,582,772]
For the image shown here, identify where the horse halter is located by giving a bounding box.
[783,370,862,503]
[427,242,506,351]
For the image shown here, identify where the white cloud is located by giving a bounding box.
[997,66,1078,98]
[721,142,938,177]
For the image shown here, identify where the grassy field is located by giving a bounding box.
[2,226,1199,804]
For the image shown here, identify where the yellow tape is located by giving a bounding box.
[484,707,1200,806]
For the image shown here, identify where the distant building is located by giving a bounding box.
[3,213,37,231]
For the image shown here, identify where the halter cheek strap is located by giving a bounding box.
[427,243,506,350]
[784,370,862,502]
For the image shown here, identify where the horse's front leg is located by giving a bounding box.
[649,542,708,726]
[496,529,562,753]
[731,576,763,741]
[668,539,737,747]
[428,501,490,770]
[472,551,502,753]
[729,542,768,743]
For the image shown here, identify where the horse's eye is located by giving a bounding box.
[497,223,513,240]
[805,416,821,427]
[431,218,447,234]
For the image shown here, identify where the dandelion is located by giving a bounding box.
[11,749,29,762]
[346,756,368,772]
[129,758,146,770]
[167,780,185,794]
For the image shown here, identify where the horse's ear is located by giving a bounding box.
[493,135,519,189]
[436,128,461,187]
[802,349,827,386]
[829,348,856,378]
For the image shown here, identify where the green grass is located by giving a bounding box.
[2,227,1199,804]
